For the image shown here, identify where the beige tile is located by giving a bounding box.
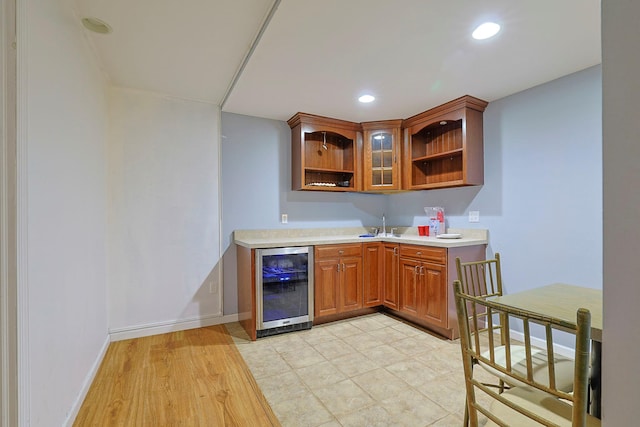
[235,340,277,361]
[376,313,406,327]
[299,326,338,346]
[270,393,335,427]
[366,326,411,343]
[280,344,326,369]
[235,314,478,426]
[351,368,412,402]
[335,405,394,427]
[323,321,364,339]
[243,351,292,379]
[312,379,375,416]
[362,343,408,367]
[414,376,467,416]
[255,371,309,406]
[415,348,463,375]
[428,413,465,426]
[390,321,429,337]
[385,359,440,388]
[348,315,389,332]
[312,338,354,360]
[266,331,309,353]
[381,389,449,426]
[316,421,343,427]
[296,360,348,389]
[392,335,439,355]
[329,351,379,378]
[347,331,385,352]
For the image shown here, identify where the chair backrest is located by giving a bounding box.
[456,253,503,298]
[453,280,592,427]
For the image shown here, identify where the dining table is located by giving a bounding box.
[490,283,603,418]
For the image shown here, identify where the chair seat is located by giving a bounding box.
[485,385,600,427]
[479,345,576,392]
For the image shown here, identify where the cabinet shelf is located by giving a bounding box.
[305,166,355,174]
[289,112,361,192]
[403,95,487,190]
[411,148,464,163]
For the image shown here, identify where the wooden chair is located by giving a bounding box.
[456,254,576,425]
[455,255,577,382]
[453,280,600,426]
[456,253,503,300]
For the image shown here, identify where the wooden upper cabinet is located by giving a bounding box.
[402,95,488,190]
[288,112,362,192]
[361,120,403,192]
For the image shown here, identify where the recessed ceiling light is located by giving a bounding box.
[81,17,112,34]
[472,22,500,40]
[358,94,375,103]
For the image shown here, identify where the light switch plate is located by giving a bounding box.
[281,214,288,224]
[469,211,480,222]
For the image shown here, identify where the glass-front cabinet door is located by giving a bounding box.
[361,119,403,192]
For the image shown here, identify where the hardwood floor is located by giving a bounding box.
[74,325,280,426]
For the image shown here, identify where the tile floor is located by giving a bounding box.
[226,313,490,427]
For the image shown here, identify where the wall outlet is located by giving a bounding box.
[281,213,288,223]
[469,211,480,222]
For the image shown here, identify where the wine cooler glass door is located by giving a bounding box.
[256,246,314,334]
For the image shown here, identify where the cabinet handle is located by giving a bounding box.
[420,266,425,276]
[416,251,422,256]
[339,250,344,255]
[342,263,346,271]
[393,247,398,256]
[337,263,341,272]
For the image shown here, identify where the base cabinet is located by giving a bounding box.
[314,243,363,319]
[241,240,485,341]
[399,257,421,317]
[394,244,485,339]
[382,243,399,310]
[363,243,383,307]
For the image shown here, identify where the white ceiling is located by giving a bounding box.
[74,0,601,123]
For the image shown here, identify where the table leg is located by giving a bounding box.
[590,340,602,418]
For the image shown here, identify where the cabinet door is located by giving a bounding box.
[420,262,447,328]
[383,243,399,309]
[399,258,421,317]
[315,259,340,317]
[340,256,363,312]
[363,243,383,307]
[362,120,402,192]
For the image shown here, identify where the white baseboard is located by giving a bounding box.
[509,329,576,359]
[109,313,240,342]
[64,313,241,425]
[63,335,110,427]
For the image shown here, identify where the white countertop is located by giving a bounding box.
[234,227,488,249]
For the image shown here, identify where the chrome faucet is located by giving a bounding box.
[382,214,386,236]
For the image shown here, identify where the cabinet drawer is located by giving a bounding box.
[399,245,446,264]
[315,243,362,259]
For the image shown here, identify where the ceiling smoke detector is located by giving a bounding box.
[82,17,112,34]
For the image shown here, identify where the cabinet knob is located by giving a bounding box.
[416,251,422,256]
[338,250,344,255]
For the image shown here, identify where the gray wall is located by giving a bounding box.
[221,114,386,313]
[602,1,640,423]
[388,65,603,295]
[221,65,602,315]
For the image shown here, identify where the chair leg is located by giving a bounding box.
[463,398,470,427]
